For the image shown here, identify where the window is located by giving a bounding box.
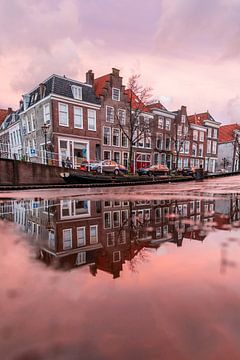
[104,212,111,229]
[76,252,86,265]
[213,129,218,139]
[63,229,72,250]
[121,132,128,147]
[158,117,164,129]
[165,137,171,151]
[113,211,120,227]
[90,225,98,244]
[31,113,36,131]
[113,151,120,163]
[207,140,211,153]
[177,125,182,136]
[27,117,32,133]
[59,103,68,126]
[72,85,82,100]
[199,144,203,157]
[192,144,197,157]
[88,109,96,131]
[123,152,128,168]
[207,128,212,137]
[103,127,111,145]
[106,106,114,122]
[181,115,186,123]
[77,227,86,246]
[165,119,171,130]
[118,109,126,125]
[145,135,151,148]
[119,230,127,244]
[74,106,83,128]
[184,141,190,154]
[103,150,111,160]
[212,141,217,154]
[112,128,120,146]
[113,251,121,262]
[193,130,198,141]
[199,131,204,142]
[44,103,50,124]
[112,88,120,101]
[121,210,128,225]
[156,135,163,150]
[183,158,188,167]
[155,208,161,223]
[107,232,115,246]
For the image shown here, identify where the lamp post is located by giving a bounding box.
[41,123,50,165]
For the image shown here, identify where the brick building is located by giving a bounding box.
[19,74,101,168]
[188,112,221,173]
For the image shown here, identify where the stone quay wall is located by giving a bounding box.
[0,158,69,185]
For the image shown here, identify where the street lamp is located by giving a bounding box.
[41,123,50,165]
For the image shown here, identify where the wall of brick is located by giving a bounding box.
[0,158,71,185]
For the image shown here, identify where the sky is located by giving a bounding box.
[1,0,240,124]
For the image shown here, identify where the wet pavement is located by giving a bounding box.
[1,176,240,359]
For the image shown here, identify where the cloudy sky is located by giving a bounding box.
[1,0,240,123]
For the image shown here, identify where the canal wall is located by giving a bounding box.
[0,158,68,185]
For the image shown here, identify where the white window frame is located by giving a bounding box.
[59,103,69,127]
[90,225,98,244]
[193,130,198,141]
[44,103,51,124]
[113,251,121,262]
[71,85,82,100]
[199,131,204,142]
[112,128,120,147]
[106,106,114,123]
[74,106,83,129]
[63,228,72,250]
[165,119,171,131]
[112,88,120,101]
[77,226,86,247]
[103,127,111,146]
[87,109,96,131]
[118,109,126,125]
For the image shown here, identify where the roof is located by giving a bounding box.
[94,74,110,97]
[147,101,167,111]
[219,123,240,143]
[125,89,149,112]
[24,74,100,110]
[0,109,9,126]
[188,112,216,126]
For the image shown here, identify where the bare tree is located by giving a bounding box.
[232,131,240,172]
[114,74,153,173]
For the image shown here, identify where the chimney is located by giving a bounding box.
[86,70,94,85]
[7,107,12,114]
[39,83,46,99]
[19,100,23,110]
[112,68,120,77]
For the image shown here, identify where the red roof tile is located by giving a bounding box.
[219,123,240,143]
[94,74,110,97]
[147,102,167,111]
[188,112,215,126]
[125,89,149,112]
[0,109,8,126]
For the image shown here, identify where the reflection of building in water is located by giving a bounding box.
[0,197,217,278]
[215,195,240,229]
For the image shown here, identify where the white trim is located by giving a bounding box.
[51,94,100,109]
[58,102,69,127]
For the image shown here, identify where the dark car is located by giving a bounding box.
[181,167,194,176]
[137,164,169,176]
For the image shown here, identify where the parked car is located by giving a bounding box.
[137,164,169,176]
[181,167,194,176]
[91,160,128,175]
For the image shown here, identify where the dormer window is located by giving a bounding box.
[72,85,82,100]
[112,88,120,101]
